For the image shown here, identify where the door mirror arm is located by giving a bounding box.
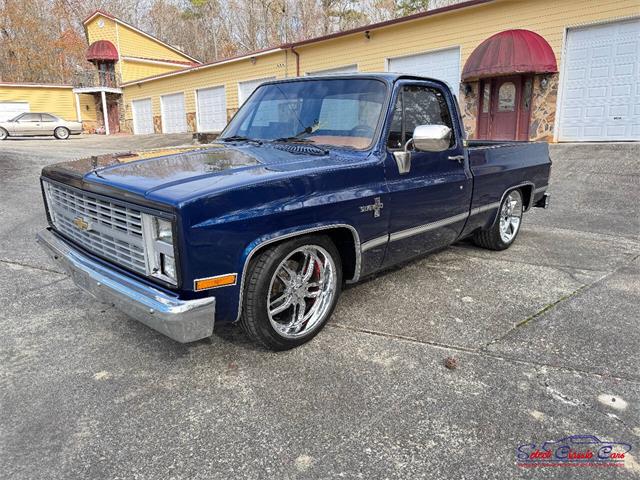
[393,137,414,175]
[392,124,452,175]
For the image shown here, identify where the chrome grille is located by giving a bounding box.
[43,181,147,275]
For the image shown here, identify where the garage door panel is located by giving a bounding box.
[559,18,639,141]
[306,64,358,76]
[161,93,187,134]
[132,99,153,135]
[387,47,460,95]
[197,86,226,132]
[0,102,30,122]
[238,77,276,105]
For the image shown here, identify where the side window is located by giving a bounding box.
[387,85,454,149]
[20,113,41,122]
[41,114,57,122]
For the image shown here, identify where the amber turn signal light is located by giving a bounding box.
[194,274,237,291]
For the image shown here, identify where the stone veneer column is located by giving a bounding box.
[459,81,479,140]
[528,73,559,142]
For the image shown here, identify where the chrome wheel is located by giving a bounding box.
[499,190,523,243]
[0,128,7,140]
[267,245,337,338]
[55,127,69,139]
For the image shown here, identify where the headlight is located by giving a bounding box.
[156,218,173,243]
[141,214,177,284]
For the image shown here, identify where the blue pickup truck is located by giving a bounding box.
[37,74,551,350]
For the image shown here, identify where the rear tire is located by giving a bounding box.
[54,127,70,140]
[240,235,342,350]
[473,189,524,251]
[0,128,7,140]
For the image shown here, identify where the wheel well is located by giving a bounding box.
[247,227,358,283]
[519,184,534,210]
[323,227,358,282]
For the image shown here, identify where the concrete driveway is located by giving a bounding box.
[1,135,638,479]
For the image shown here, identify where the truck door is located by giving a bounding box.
[383,81,472,266]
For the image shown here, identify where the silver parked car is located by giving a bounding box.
[0,112,82,140]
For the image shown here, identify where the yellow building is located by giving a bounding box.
[0,9,199,133]
[118,0,639,142]
[1,1,638,141]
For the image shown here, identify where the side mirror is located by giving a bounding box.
[412,124,452,152]
[392,124,452,175]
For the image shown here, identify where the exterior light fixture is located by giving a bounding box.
[540,76,548,90]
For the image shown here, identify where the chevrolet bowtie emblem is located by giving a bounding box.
[72,217,91,231]
[360,197,384,218]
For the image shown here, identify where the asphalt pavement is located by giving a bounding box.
[1,135,638,479]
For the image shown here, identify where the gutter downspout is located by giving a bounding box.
[290,46,300,77]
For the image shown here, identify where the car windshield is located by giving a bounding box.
[220,78,388,150]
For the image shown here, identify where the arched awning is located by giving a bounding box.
[462,29,557,81]
[86,40,119,62]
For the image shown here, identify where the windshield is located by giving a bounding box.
[220,78,388,150]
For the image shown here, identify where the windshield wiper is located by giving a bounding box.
[219,135,262,145]
[273,136,314,144]
[274,121,320,143]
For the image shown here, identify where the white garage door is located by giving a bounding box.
[161,92,187,133]
[388,47,461,96]
[0,101,30,122]
[197,86,227,132]
[306,64,358,75]
[238,77,276,105]
[559,19,640,141]
[131,98,154,135]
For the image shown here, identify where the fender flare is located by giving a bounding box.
[234,223,361,322]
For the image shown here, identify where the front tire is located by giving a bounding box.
[0,128,8,140]
[54,127,70,140]
[241,235,342,350]
[473,189,524,251]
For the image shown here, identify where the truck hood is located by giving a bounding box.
[41,143,364,207]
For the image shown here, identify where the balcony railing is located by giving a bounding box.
[74,70,121,89]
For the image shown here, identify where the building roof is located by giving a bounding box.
[120,0,495,87]
[82,10,201,64]
[285,0,494,48]
[462,29,558,80]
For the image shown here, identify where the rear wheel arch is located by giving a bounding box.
[519,184,534,211]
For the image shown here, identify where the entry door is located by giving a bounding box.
[384,82,471,266]
[132,99,153,134]
[161,92,187,133]
[490,76,520,140]
[107,101,119,134]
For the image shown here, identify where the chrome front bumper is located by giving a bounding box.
[36,228,215,343]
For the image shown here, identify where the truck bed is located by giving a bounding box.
[459,140,551,238]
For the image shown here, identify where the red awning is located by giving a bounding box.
[462,29,557,81]
[86,40,119,62]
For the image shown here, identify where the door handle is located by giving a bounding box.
[448,155,465,163]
